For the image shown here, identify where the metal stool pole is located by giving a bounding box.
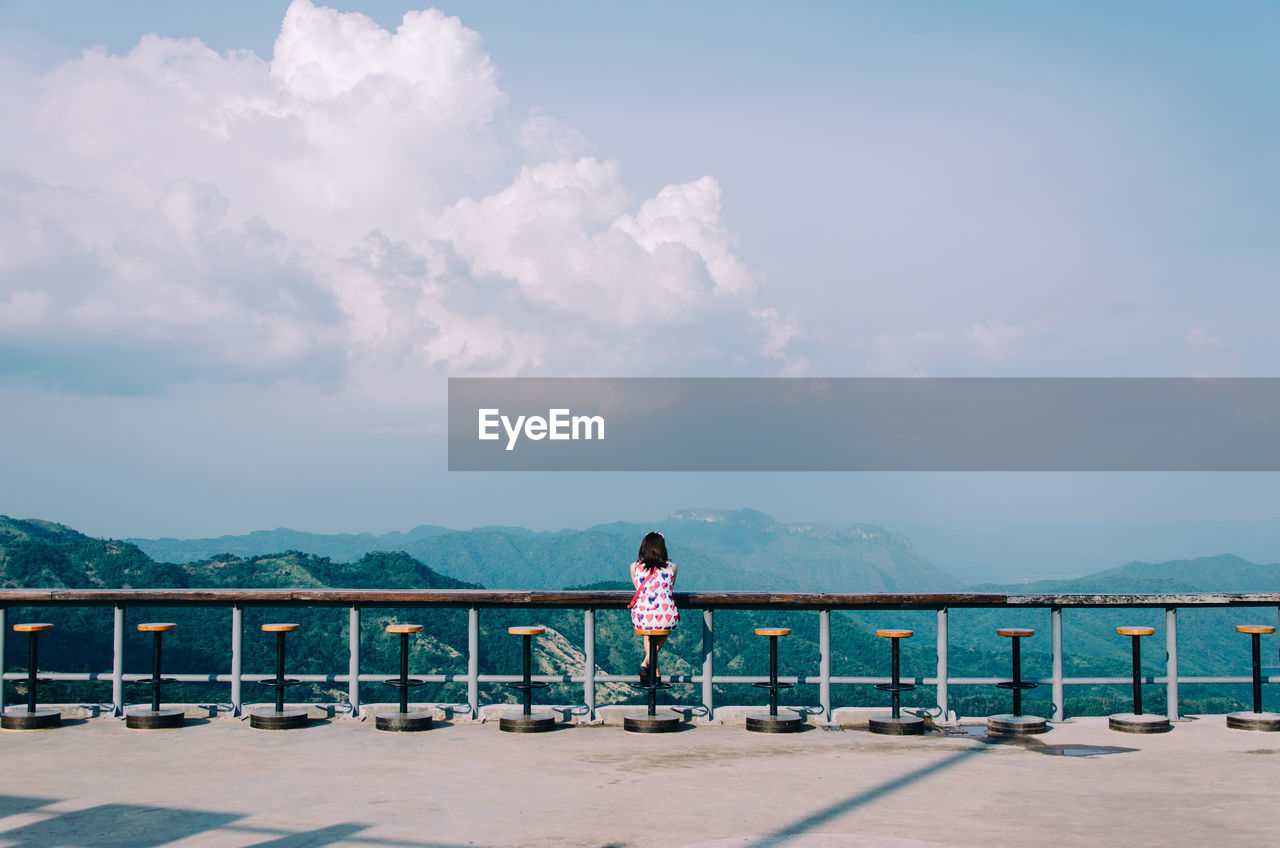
[624,628,680,733]
[1110,626,1168,733]
[2,623,60,730]
[870,629,923,735]
[989,627,1045,736]
[747,628,801,732]
[499,626,554,733]
[1228,625,1280,731]
[127,623,184,729]
[250,623,307,729]
[376,624,431,731]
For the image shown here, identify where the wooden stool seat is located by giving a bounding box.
[754,628,791,637]
[1116,626,1155,637]
[876,629,914,639]
[635,628,670,637]
[261,623,299,632]
[508,626,545,636]
[1237,625,1276,635]
[12,623,53,633]
[386,624,423,634]
[997,628,1034,638]
[137,622,176,632]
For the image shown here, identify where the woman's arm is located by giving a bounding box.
[630,560,640,587]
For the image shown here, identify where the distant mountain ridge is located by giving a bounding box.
[129,507,960,592]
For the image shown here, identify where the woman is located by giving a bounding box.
[628,531,678,683]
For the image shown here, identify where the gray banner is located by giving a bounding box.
[447,378,1280,471]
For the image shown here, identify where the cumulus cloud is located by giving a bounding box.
[0,0,799,394]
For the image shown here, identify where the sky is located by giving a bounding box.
[1,0,1278,540]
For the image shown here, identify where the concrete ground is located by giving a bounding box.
[0,712,1275,848]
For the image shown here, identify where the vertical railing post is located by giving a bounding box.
[819,609,831,722]
[1051,606,1064,722]
[583,608,596,721]
[231,604,243,717]
[1166,606,1179,722]
[112,605,125,717]
[348,605,360,716]
[936,607,949,719]
[702,608,714,719]
[0,606,6,715]
[467,607,479,720]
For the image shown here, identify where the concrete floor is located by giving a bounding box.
[0,713,1275,848]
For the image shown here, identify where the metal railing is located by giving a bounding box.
[1,589,1278,722]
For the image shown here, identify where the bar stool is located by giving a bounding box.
[126,623,184,729]
[1,623,60,730]
[376,624,432,732]
[1226,624,1280,731]
[1108,626,1170,734]
[869,629,924,735]
[499,626,555,733]
[624,628,681,733]
[988,627,1046,735]
[746,628,802,733]
[249,623,308,730]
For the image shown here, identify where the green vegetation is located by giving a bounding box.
[3,514,1278,718]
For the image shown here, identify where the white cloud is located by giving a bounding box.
[0,0,800,394]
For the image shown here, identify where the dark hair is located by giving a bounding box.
[638,532,667,570]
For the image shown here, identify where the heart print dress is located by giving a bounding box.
[631,560,679,630]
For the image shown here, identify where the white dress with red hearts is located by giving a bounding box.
[631,560,679,630]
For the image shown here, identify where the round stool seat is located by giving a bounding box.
[386,624,423,634]
[261,623,299,632]
[1237,625,1276,635]
[755,628,791,637]
[1109,713,1171,734]
[635,628,670,637]
[876,629,913,638]
[1117,626,1155,636]
[12,623,53,633]
[508,626,545,636]
[997,628,1034,638]
[137,622,176,632]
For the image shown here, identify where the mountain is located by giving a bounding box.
[130,508,961,592]
[131,524,455,564]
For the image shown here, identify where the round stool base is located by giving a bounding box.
[987,714,1047,735]
[125,709,185,730]
[249,709,309,730]
[1,709,61,730]
[869,715,926,736]
[375,711,434,732]
[1109,713,1171,734]
[1226,711,1280,732]
[498,713,556,733]
[623,713,682,733]
[745,713,804,733]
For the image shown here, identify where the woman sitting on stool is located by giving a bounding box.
[629,531,679,683]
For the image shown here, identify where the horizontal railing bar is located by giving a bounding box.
[10,671,1273,685]
[3,589,1280,607]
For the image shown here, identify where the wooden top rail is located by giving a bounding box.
[0,588,1279,609]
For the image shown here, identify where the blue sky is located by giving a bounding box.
[1,1,1278,539]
